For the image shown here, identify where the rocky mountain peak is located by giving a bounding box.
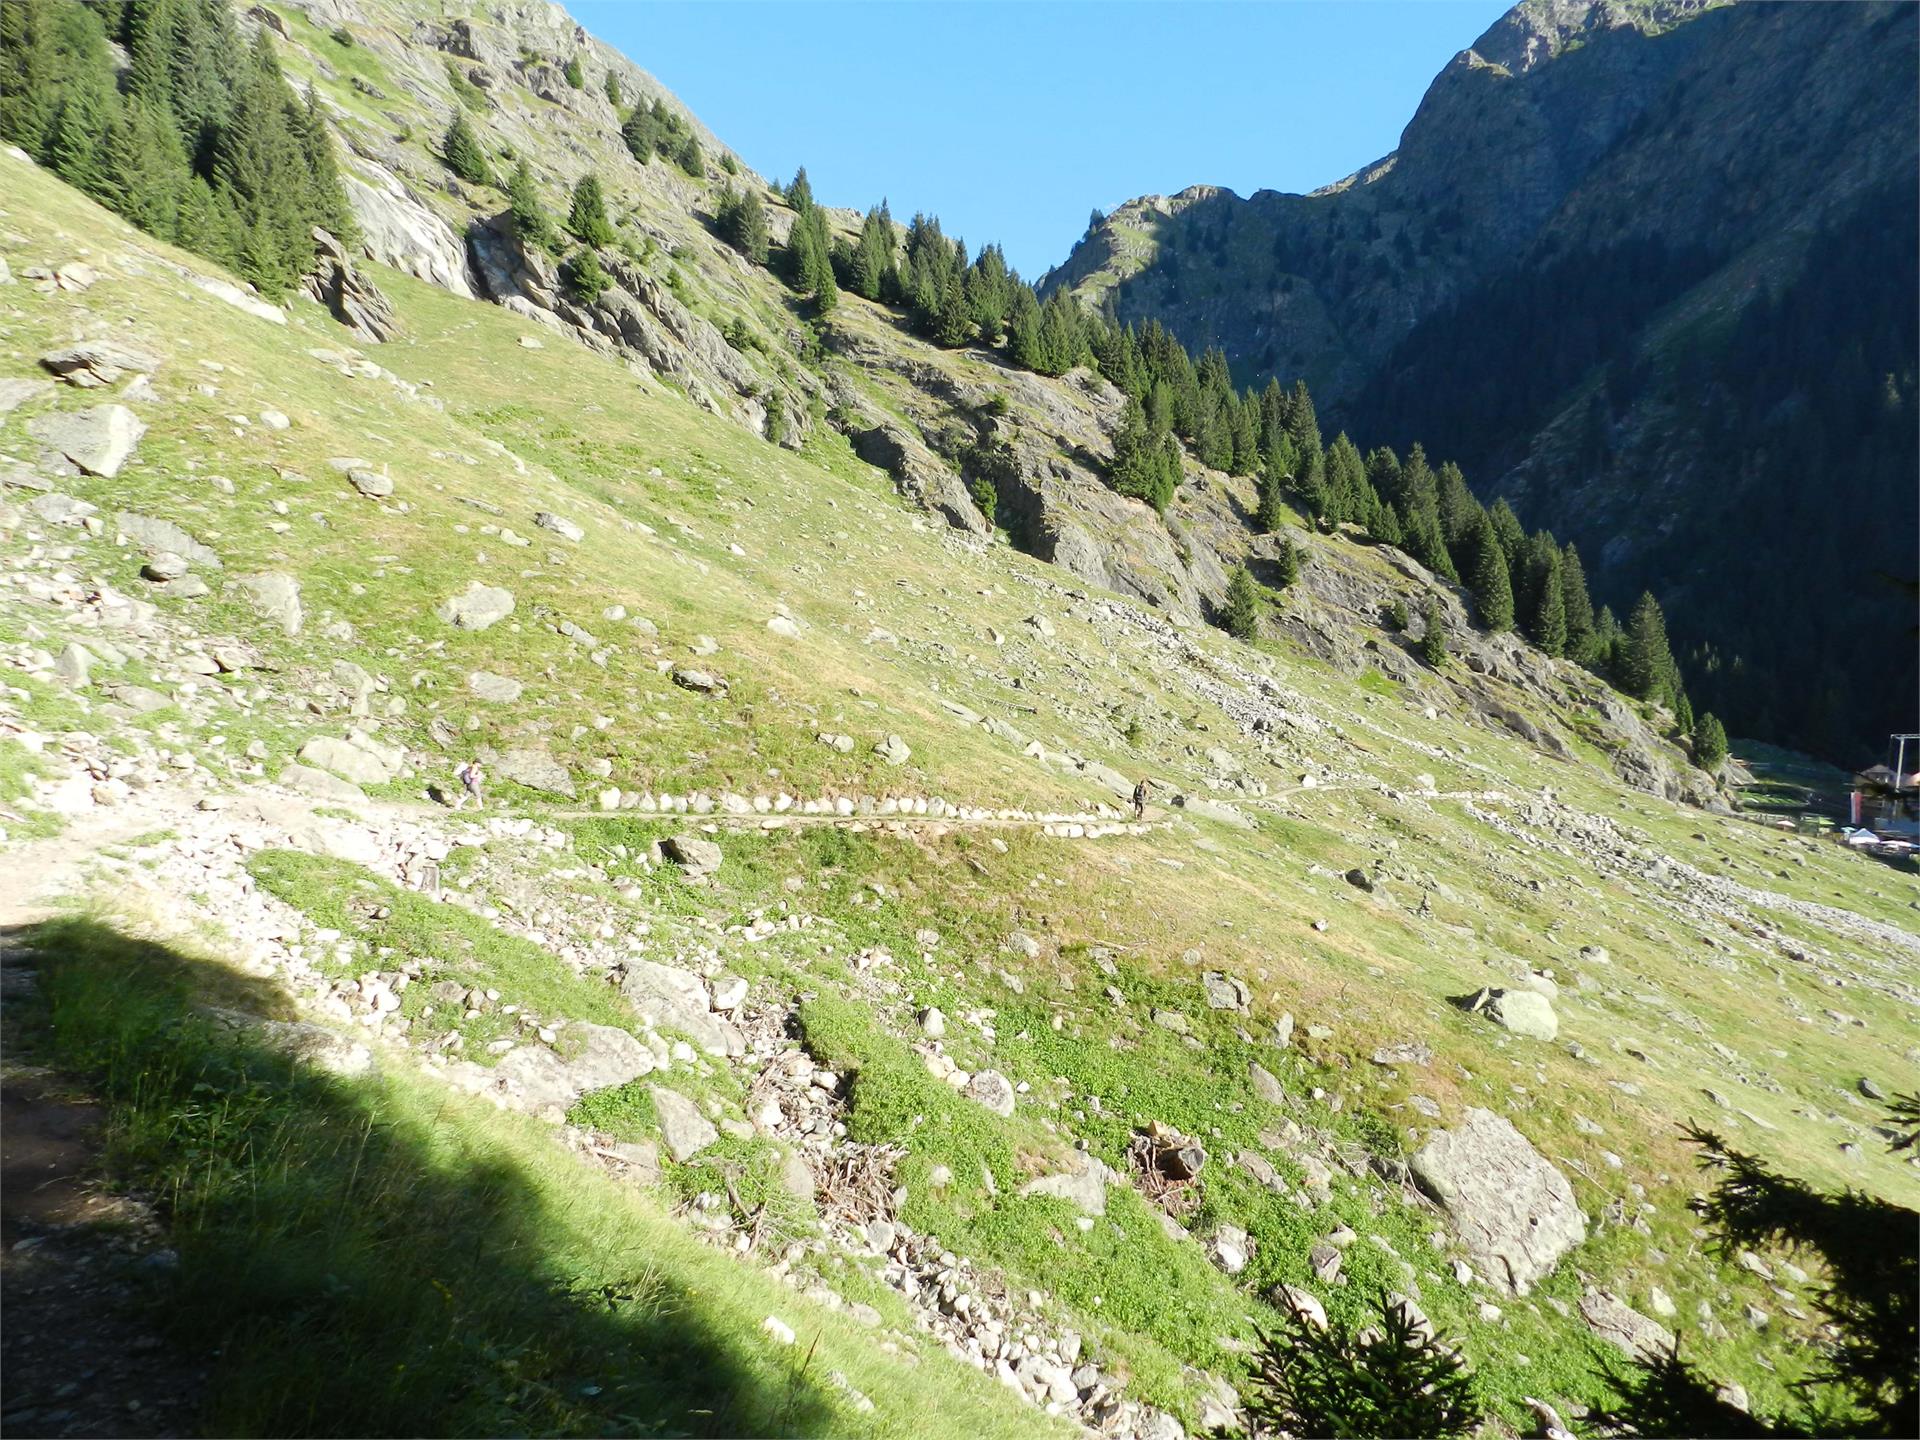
[1465,0,1724,74]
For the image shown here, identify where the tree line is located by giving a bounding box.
[705,164,1723,764]
[0,0,354,296]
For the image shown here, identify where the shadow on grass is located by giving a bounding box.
[4,918,844,1438]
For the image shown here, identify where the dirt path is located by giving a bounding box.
[0,798,183,929]
[1,926,207,1437]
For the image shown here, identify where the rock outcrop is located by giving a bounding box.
[303,227,400,342]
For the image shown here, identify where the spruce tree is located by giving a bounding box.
[932,268,972,347]
[0,0,62,157]
[1109,397,1177,512]
[442,109,491,186]
[785,165,813,212]
[1223,564,1261,641]
[1560,543,1597,663]
[1420,599,1449,668]
[1527,551,1568,656]
[620,102,661,164]
[1272,540,1301,590]
[105,95,190,237]
[602,71,621,107]
[562,53,583,89]
[1245,1290,1482,1440]
[671,130,701,176]
[506,159,561,253]
[296,87,353,242]
[714,185,768,264]
[1488,497,1526,566]
[1593,1104,1918,1439]
[1468,514,1515,632]
[567,174,615,248]
[1255,446,1289,533]
[1692,711,1728,771]
[560,246,608,304]
[1621,591,1676,701]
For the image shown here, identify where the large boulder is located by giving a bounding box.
[298,735,399,786]
[660,834,722,880]
[494,748,574,798]
[40,339,161,387]
[621,959,743,1058]
[117,511,221,570]
[1466,986,1559,1041]
[1579,1290,1677,1361]
[1409,1107,1586,1295]
[234,572,302,634]
[650,1086,717,1162]
[28,404,146,477]
[436,582,515,631]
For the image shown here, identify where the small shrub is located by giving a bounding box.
[562,55,584,89]
[1385,597,1410,631]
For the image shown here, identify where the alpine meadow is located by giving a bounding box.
[0,3,1914,1440]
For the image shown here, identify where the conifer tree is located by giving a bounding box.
[785,165,813,212]
[620,102,661,164]
[1526,550,1567,656]
[105,94,190,237]
[1468,514,1515,631]
[602,71,621,107]
[1256,445,1290,533]
[560,246,608,304]
[713,185,768,263]
[1223,564,1261,641]
[1621,591,1676,701]
[1245,1290,1482,1439]
[1419,598,1449,668]
[506,159,561,253]
[1488,497,1526,566]
[566,174,615,248]
[932,268,972,347]
[1691,711,1728,771]
[1560,542,1597,663]
[0,0,63,157]
[562,53,583,88]
[849,201,893,300]
[1592,1105,1918,1439]
[295,87,353,242]
[1109,397,1179,512]
[1272,539,1301,590]
[671,130,701,176]
[442,108,490,186]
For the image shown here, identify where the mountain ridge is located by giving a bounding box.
[1045,0,1918,763]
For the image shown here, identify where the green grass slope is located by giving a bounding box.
[3,148,1916,1436]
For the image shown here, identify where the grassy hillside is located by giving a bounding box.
[3,70,1916,1440]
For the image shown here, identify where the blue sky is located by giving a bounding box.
[578,1,1513,279]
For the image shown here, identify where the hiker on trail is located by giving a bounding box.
[454,758,486,811]
[1132,777,1150,820]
